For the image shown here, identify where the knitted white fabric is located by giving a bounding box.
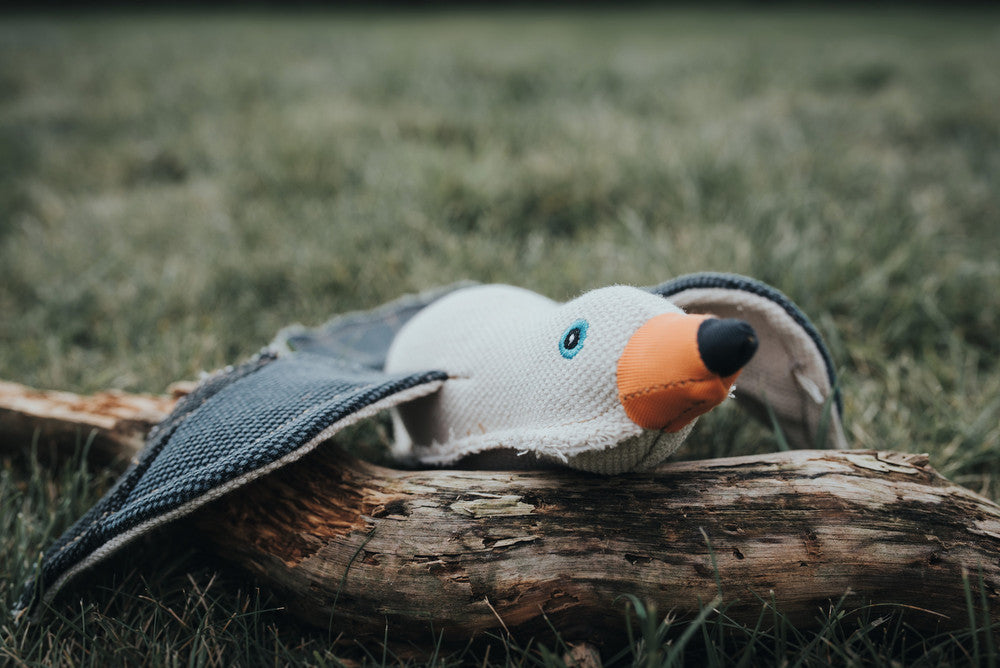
[384,284,697,474]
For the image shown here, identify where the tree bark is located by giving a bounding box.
[195,446,1000,642]
[4,381,1000,642]
[0,380,178,466]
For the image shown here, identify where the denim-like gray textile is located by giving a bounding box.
[15,351,446,616]
[276,283,473,369]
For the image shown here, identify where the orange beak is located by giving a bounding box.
[616,313,758,432]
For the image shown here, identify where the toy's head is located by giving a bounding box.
[386,284,758,473]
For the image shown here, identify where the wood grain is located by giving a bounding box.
[3,380,998,642]
[194,446,1000,642]
[0,380,176,465]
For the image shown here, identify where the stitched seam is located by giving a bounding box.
[50,368,445,562]
[619,375,717,402]
[112,378,395,515]
[663,400,708,431]
[107,368,445,520]
[50,358,280,555]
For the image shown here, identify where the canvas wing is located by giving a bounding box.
[651,273,847,450]
[15,351,445,617]
[274,282,475,369]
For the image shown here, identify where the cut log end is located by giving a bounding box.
[0,380,175,466]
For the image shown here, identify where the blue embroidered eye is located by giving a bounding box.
[559,319,589,359]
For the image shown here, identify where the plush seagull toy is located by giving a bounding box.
[15,273,845,617]
[385,284,758,473]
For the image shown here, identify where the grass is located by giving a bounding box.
[1,7,999,666]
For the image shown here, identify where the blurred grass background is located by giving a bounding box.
[1,8,999,666]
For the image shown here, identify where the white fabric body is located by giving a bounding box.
[384,284,696,474]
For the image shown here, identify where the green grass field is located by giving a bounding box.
[2,9,999,666]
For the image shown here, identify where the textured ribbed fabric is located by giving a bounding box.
[274,283,474,368]
[16,273,845,617]
[385,276,845,471]
[15,352,446,617]
[385,285,702,474]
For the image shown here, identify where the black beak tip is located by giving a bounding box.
[697,318,758,377]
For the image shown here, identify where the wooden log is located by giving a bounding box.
[0,380,179,466]
[3,381,1000,642]
[194,446,1000,642]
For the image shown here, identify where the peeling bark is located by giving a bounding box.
[3,381,1000,643]
[195,446,1000,642]
[0,380,176,466]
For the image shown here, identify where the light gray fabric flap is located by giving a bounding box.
[652,273,847,451]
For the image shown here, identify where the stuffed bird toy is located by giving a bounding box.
[15,273,845,616]
[385,284,758,473]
